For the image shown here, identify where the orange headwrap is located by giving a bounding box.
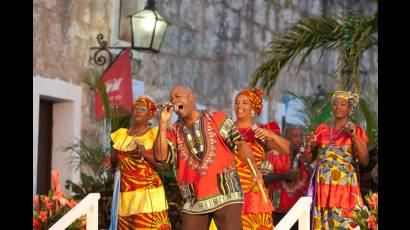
[133,97,157,118]
[237,88,264,115]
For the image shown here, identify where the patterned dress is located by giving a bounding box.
[310,124,368,229]
[234,122,276,230]
[110,127,171,230]
[165,110,244,215]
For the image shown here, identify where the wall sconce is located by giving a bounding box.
[91,0,169,66]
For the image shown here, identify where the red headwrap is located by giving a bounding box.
[237,88,264,115]
[133,97,157,118]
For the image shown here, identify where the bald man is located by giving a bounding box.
[154,86,257,230]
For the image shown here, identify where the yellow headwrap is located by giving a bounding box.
[238,88,264,115]
[332,90,360,108]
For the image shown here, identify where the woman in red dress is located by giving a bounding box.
[305,90,369,229]
[233,88,291,229]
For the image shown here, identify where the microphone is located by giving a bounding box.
[345,122,355,136]
[299,146,305,153]
[157,103,183,112]
[251,124,268,150]
[251,124,259,132]
[251,124,263,142]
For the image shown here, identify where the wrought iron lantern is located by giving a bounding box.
[91,0,169,66]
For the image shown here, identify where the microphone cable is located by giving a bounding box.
[140,135,155,229]
[154,109,173,229]
[135,129,154,229]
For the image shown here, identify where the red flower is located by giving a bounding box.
[51,170,60,190]
[56,201,60,213]
[33,194,39,210]
[56,185,64,198]
[369,193,378,210]
[44,197,53,211]
[58,197,69,206]
[33,217,41,229]
[33,170,84,229]
[68,199,77,209]
[51,170,64,198]
[367,215,377,229]
[34,197,84,228]
[81,216,87,229]
[39,211,47,223]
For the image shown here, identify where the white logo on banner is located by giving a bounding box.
[105,78,123,93]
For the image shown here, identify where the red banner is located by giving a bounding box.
[95,48,133,120]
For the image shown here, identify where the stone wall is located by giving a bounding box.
[33,0,378,124]
[33,0,115,127]
[138,0,378,119]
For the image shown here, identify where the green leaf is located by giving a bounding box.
[251,11,377,98]
[80,173,95,187]
[64,180,87,198]
[286,91,332,134]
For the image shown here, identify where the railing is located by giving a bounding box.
[49,193,100,230]
[274,196,362,230]
[275,196,312,230]
[47,193,360,230]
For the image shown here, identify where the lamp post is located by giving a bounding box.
[91,0,169,66]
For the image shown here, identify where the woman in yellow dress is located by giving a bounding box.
[104,97,171,230]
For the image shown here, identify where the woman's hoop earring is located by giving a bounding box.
[251,111,255,118]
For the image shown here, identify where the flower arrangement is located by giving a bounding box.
[33,170,86,230]
[350,191,378,230]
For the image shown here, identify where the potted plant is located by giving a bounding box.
[33,170,86,230]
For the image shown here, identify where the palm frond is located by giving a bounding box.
[109,106,132,131]
[286,91,333,134]
[63,126,111,180]
[251,11,377,97]
[251,16,343,96]
[82,67,131,130]
[351,98,378,150]
[335,11,378,90]
[80,68,104,90]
